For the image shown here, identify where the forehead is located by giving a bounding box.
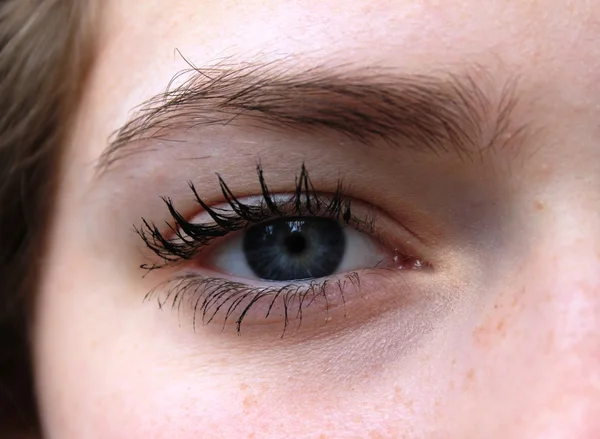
[95,0,600,72]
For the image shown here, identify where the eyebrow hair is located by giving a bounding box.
[97,58,520,173]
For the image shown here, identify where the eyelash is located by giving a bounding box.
[138,164,416,335]
[149,272,363,335]
[137,164,374,270]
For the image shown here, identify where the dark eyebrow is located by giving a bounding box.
[97,59,520,173]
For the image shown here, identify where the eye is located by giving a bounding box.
[205,216,387,281]
[138,164,428,335]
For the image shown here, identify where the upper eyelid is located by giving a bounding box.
[137,189,432,273]
[136,166,359,270]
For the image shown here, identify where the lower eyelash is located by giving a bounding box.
[146,272,363,335]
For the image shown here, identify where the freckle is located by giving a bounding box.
[352,414,364,424]
[449,380,455,390]
[240,382,249,391]
[243,395,257,411]
[466,368,476,381]
[545,330,555,352]
[394,386,403,401]
[318,434,328,439]
[496,318,505,332]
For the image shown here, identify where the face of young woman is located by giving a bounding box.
[33,1,600,438]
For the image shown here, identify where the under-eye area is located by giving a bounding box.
[138,164,430,335]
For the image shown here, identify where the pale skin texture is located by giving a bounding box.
[33,1,600,438]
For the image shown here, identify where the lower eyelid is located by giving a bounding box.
[147,267,424,337]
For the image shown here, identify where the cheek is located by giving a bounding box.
[34,305,446,439]
[39,230,600,438]
[33,267,461,439]
[33,283,260,438]
[33,235,462,438]
[35,340,430,439]
[444,255,600,434]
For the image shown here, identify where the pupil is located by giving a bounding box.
[284,233,306,254]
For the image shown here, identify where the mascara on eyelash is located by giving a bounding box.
[136,164,368,271]
[145,271,363,335]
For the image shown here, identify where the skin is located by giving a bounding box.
[33,0,600,438]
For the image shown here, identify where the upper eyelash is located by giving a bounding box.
[136,164,368,271]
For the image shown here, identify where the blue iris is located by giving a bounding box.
[242,217,346,281]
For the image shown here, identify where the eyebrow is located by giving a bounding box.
[97,59,520,173]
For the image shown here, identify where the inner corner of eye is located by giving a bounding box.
[392,251,431,270]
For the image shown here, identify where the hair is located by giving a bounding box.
[0,0,96,434]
